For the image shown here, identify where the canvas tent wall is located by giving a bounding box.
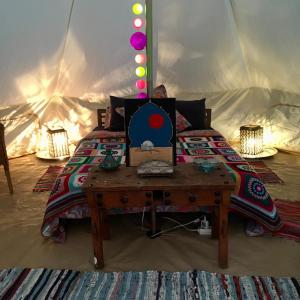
[0,0,300,157]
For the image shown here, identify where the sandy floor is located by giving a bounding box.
[0,152,299,277]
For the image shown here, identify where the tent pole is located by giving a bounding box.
[145,0,153,98]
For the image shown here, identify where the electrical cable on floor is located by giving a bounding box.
[141,209,209,237]
[162,216,202,232]
[141,206,147,231]
[150,218,201,238]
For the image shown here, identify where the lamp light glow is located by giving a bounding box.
[133,18,143,29]
[137,92,148,99]
[135,53,146,64]
[132,3,143,15]
[240,125,263,156]
[136,66,146,77]
[136,79,146,89]
[130,32,147,50]
[47,127,70,158]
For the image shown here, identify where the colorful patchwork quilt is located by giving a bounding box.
[41,130,282,242]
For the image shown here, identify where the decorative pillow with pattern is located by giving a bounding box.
[176,110,192,132]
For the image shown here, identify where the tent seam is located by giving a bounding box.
[54,0,76,95]
[226,0,252,86]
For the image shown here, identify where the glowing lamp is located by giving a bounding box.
[130,32,147,50]
[47,127,70,159]
[240,125,263,156]
[135,53,146,64]
[132,3,143,15]
[137,92,148,99]
[136,79,146,89]
[136,66,146,77]
[133,18,143,29]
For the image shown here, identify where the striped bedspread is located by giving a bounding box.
[41,129,281,242]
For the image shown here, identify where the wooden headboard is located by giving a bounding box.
[97,108,212,130]
[97,108,107,130]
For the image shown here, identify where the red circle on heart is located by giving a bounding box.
[148,114,164,129]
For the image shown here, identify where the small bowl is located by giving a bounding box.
[99,163,120,171]
[193,158,219,173]
[99,160,120,171]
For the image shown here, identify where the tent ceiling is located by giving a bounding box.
[0,1,299,156]
[0,0,299,106]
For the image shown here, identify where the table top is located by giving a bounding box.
[82,163,235,192]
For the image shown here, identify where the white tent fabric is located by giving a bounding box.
[0,0,300,157]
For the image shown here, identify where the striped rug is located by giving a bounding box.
[274,199,300,240]
[0,268,299,299]
[33,165,64,192]
[248,161,284,184]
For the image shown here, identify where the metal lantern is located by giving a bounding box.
[240,125,263,156]
[47,127,70,158]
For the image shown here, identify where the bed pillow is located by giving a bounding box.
[109,85,167,131]
[115,106,191,133]
[176,99,206,130]
[109,96,125,131]
[176,111,192,132]
[115,107,125,118]
[153,84,168,98]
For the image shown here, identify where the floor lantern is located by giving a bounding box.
[240,125,264,156]
[47,127,70,159]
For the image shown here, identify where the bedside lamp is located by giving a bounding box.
[240,125,264,156]
[47,127,70,159]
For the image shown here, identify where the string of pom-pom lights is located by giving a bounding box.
[130,2,147,99]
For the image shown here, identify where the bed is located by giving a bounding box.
[41,108,282,242]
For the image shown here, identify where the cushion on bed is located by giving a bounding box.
[176,111,192,132]
[109,87,205,131]
[115,106,191,133]
[176,99,206,130]
[109,85,168,131]
[153,84,168,98]
[109,96,126,131]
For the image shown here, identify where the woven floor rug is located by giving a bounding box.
[0,268,299,300]
[33,165,64,192]
[274,199,300,240]
[248,161,284,184]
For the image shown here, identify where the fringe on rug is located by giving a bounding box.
[245,199,300,241]
[273,199,300,241]
[0,268,299,300]
[247,161,284,184]
[33,165,64,192]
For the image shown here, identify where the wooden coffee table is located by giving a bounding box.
[82,163,235,269]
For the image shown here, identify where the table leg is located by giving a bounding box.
[218,191,230,268]
[151,203,156,235]
[212,206,219,239]
[87,191,104,269]
[102,209,110,240]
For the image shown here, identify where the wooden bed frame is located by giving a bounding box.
[97,108,212,130]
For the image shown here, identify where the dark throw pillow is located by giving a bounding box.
[176,98,206,130]
[115,106,191,133]
[109,96,125,131]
